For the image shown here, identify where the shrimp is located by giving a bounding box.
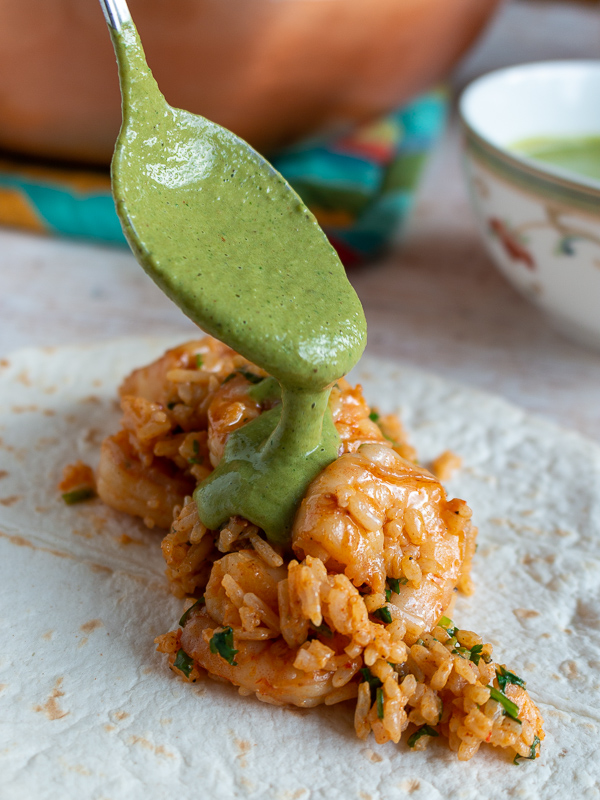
[121,337,262,434]
[98,336,419,530]
[122,341,544,761]
[97,430,195,528]
[206,372,399,467]
[164,547,405,707]
[204,551,285,628]
[206,373,265,467]
[330,379,417,461]
[97,336,266,524]
[179,607,339,707]
[177,551,341,707]
[330,379,387,454]
[292,442,477,639]
[120,337,244,407]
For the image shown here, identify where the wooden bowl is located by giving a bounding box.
[0,0,501,165]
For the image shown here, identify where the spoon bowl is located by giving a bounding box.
[101,0,365,389]
[99,0,366,542]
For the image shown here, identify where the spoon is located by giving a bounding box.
[98,0,366,543]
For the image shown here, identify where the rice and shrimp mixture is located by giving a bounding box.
[94,337,544,763]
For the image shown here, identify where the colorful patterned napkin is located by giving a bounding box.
[0,89,447,264]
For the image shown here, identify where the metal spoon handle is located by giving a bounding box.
[98,0,131,31]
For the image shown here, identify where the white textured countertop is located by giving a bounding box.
[1,0,600,441]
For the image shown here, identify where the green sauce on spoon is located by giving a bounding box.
[107,20,366,544]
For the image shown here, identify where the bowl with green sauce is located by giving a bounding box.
[459,60,600,350]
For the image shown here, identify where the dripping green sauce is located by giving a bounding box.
[109,21,367,544]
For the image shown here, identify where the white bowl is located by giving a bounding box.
[460,61,600,350]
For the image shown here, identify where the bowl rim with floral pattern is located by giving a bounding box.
[458,59,600,213]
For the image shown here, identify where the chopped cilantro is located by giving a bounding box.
[238,369,263,384]
[195,354,204,368]
[416,639,425,647]
[223,369,264,385]
[62,487,95,505]
[359,667,382,702]
[173,648,194,678]
[453,642,488,665]
[188,439,203,465]
[248,375,281,406]
[209,626,238,665]
[179,597,205,628]
[373,606,392,624]
[452,645,472,659]
[407,724,439,748]
[369,411,380,422]
[488,686,522,722]
[376,687,384,719]
[438,616,457,636]
[387,577,402,595]
[514,736,541,765]
[497,665,526,692]
[385,588,391,602]
[310,622,333,638]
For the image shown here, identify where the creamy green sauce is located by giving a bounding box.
[511,135,600,182]
[110,22,366,544]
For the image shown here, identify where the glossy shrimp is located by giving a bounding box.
[97,337,265,526]
[175,551,345,706]
[292,442,477,639]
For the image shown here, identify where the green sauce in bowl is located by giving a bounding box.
[511,135,600,182]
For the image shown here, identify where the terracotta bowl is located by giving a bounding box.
[0,0,500,165]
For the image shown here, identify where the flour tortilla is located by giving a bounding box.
[0,337,598,800]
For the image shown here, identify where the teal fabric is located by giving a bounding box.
[0,172,125,244]
[271,89,448,261]
[0,89,448,262]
